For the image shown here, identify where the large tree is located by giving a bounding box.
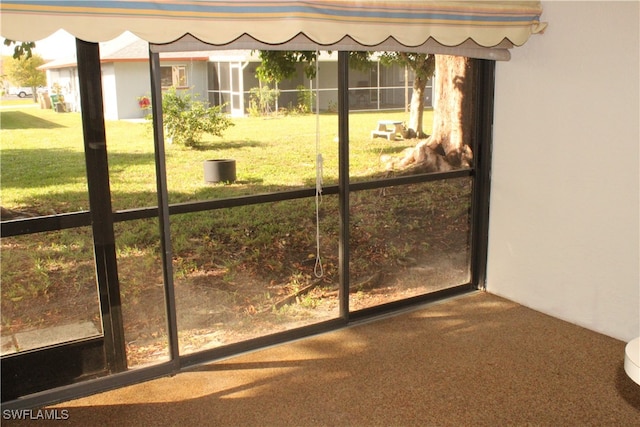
[394,55,476,173]
[256,51,476,173]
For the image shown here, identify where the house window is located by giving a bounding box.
[160,65,188,88]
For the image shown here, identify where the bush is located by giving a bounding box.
[295,85,315,114]
[162,87,233,148]
[248,85,279,117]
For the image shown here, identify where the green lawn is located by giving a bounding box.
[1,104,471,364]
[0,98,37,107]
[0,106,428,213]
[0,105,432,296]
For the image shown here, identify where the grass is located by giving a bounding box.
[0,106,428,212]
[0,98,36,107]
[0,104,474,364]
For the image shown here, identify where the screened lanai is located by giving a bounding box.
[0,0,546,409]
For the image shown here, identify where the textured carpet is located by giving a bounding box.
[7,292,640,426]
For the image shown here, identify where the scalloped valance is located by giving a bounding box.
[1,1,545,59]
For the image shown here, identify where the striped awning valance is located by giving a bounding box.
[0,1,546,58]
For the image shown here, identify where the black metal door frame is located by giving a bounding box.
[1,49,494,409]
[76,39,127,373]
[1,40,129,403]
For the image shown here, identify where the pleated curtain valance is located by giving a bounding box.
[0,1,546,60]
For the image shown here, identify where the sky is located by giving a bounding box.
[2,30,77,60]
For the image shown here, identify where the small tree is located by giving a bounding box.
[161,87,233,148]
[5,52,46,102]
[255,50,372,114]
[378,53,435,139]
[255,51,318,83]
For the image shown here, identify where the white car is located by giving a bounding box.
[9,87,34,98]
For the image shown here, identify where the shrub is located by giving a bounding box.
[295,85,315,114]
[248,85,279,117]
[162,87,233,148]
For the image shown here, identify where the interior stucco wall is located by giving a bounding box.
[488,1,639,342]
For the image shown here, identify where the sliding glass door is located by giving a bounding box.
[1,41,493,405]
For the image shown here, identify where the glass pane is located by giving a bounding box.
[347,54,477,312]
[160,66,173,87]
[0,102,103,355]
[106,109,168,367]
[159,49,345,354]
[174,66,188,87]
[114,218,170,368]
[172,198,340,354]
[349,179,472,311]
[1,228,102,355]
[351,54,474,179]
[0,106,89,215]
[348,110,427,181]
[105,124,156,212]
[163,52,338,203]
[218,62,231,91]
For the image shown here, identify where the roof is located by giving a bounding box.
[39,32,218,70]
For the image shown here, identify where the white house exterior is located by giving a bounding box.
[41,33,212,120]
[40,34,429,120]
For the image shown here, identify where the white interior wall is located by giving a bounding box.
[488,1,639,342]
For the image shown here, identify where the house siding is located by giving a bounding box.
[101,63,117,120]
[43,48,431,119]
[113,62,150,120]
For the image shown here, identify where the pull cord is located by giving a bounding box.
[314,51,324,278]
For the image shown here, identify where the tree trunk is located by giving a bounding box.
[390,55,476,173]
[404,53,434,139]
[429,55,475,168]
[406,77,426,139]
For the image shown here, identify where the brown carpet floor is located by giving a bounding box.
[7,292,640,426]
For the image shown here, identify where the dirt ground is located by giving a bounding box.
[118,246,469,366]
[1,180,472,366]
[1,231,469,366]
